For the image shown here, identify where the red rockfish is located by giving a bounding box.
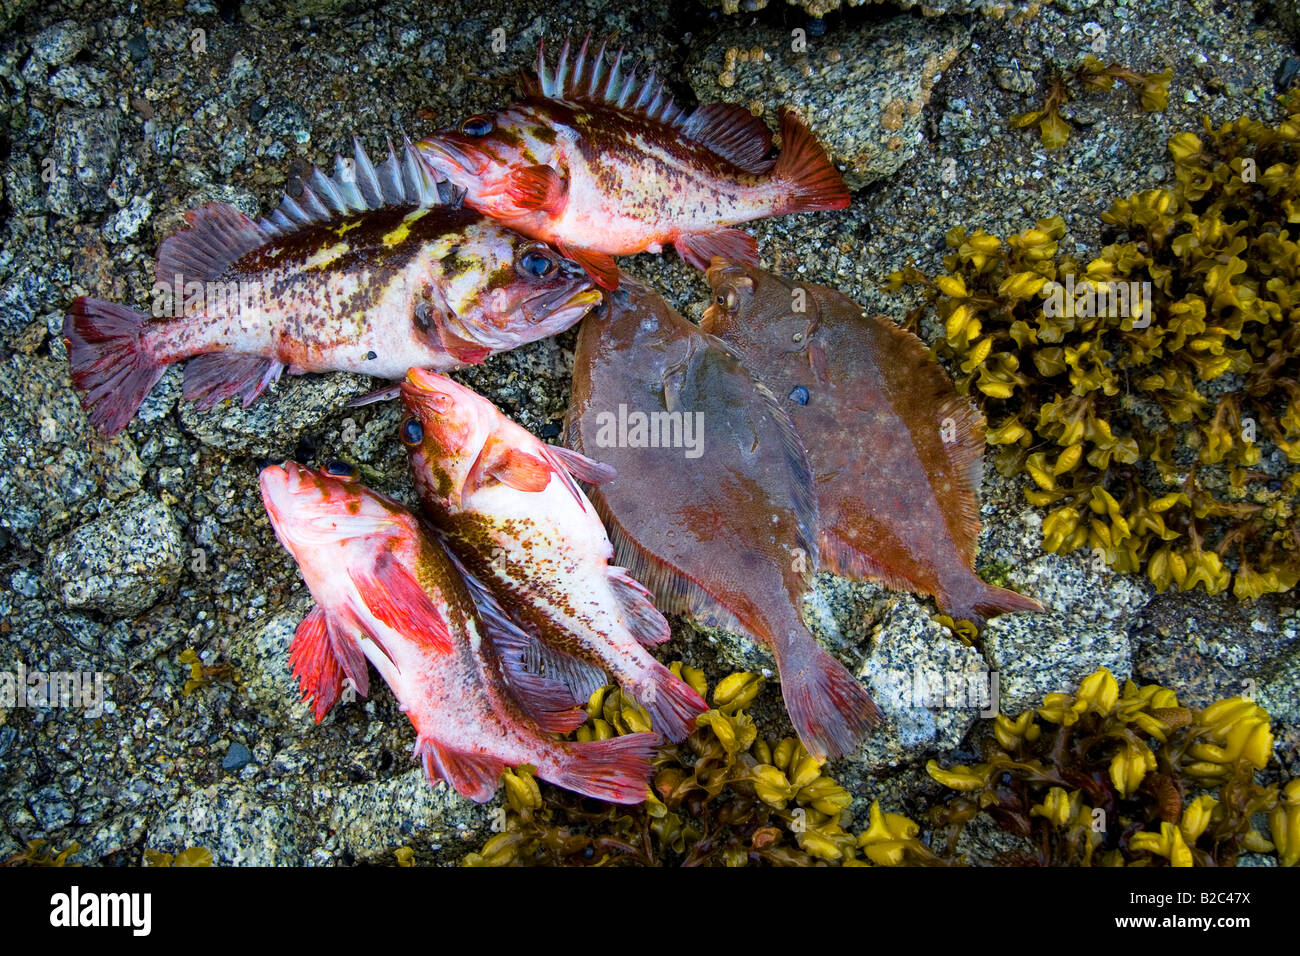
[566,280,880,761]
[702,261,1043,625]
[65,138,601,435]
[416,35,849,288]
[399,368,708,742]
[259,460,659,804]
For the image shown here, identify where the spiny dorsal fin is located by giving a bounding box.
[524,34,775,174]
[257,135,453,239]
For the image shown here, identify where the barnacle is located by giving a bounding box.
[925,667,1296,866]
[1011,58,1171,148]
[892,95,1300,597]
[461,668,940,867]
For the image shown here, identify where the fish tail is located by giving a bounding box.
[63,297,168,436]
[770,628,880,761]
[772,107,850,213]
[634,661,708,743]
[942,579,1043,628]
[552,731,660,805]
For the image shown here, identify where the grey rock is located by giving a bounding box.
[104,193,154,243]
[43,493,185,617]
[149,783,303,865]
[30,20,91,67]
[45,109,122,217]
[856,594,988,772]
[0,351,144,550]
[687,17,971,190]
[224,594,315,727]
[221,742,253,771]
[179,371,373,457]
[984,613,1132,714]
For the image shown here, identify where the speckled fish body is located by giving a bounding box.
[565,281,880,760]
[258,461,658,805]
[417,35,849,288]
[702,261,1042,625]
[400,369,707,743]
[64,138,600,435]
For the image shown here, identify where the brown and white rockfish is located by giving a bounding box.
[417,35,849,288]
[259,460,659,804]
[64,138,602,435]
[399,368,708,743]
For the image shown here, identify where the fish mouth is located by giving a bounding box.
[704,258,752,291]
[415,134,490,178]
[400,368,467,416]
[521,285,604,328]
[259,461,391,547]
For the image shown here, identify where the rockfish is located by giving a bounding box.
[417,35,849,288]
[399,368,708,742]
[566,280,880,760]
[702,261,1043,625]
[65,138,601,435]
[259,460,659,804]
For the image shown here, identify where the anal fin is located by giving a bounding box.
[674,229,758,272]
[607,565,670,647]
[416,738,505,803]
[183,353,284,410]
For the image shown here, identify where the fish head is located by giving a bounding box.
[399,369,497,502]
[437,223,604,350]
[259,461,410,558]
[417,103,567,218]
[700,258,761,336]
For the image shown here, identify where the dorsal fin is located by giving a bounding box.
[256,135,453,239]
[524,34,776,174]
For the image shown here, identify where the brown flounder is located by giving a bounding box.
[701,260,1042,625]
[566,279,880,760]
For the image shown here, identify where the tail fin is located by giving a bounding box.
[552,732,660,805]
[637,661,708,743]
[63,298,167,436]
[773,107,850,214]
[942,578,1043,628]
[773,635,880,761]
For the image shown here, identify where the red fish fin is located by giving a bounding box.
[817,527,919,592]
[487,446,553,494]
[155,202,269,285]
[934,395,988,560]
[607,566,670,646]
[630,660,708,743]
[415,738,504,803]
[62,298,168,436]
[940,577,1043,628]
[182,353,284,410]
[543,443,617,484]
[554,732,660,805]
[436,325,493,365]
[674,229,759,272]
[504,164,566,213]
[770,633,880,760]
[772,107,850,214]
[558,242,621,290]
[349,551,453,653]
[289,607,346,722]
[680,103,775,173]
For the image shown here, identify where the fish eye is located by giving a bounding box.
[518,247,558,279]
[324,460,358,479]
[460,114,493,137]
[715,287,737,310]
[400,417,425,446]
